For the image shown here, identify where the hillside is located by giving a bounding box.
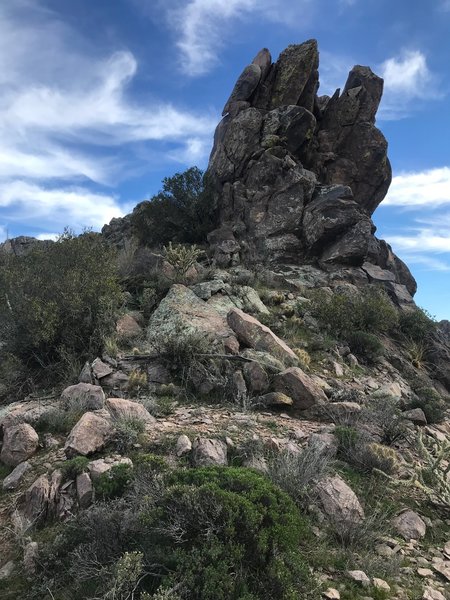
[1,40,450,600]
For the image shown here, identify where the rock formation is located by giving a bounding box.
[207,40,416,305]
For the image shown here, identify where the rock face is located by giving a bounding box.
[207,40,416,299]
[1,424,39,467]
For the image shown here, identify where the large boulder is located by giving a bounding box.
[61,382,105,411]
[1,424,39,467]
[106,398,156,424]
[227,308,297,363]
[64,410,114,457]
[393,509,426,540]
[192,438,227,467]
[316,474,365,524]
[273,367,327,410]
[148,284,238,353]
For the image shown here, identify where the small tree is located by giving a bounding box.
[0,229,121,395]
[132,167,217,246]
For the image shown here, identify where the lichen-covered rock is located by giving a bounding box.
[64,410,114,457]
[1,424,39,467]
[148,284,238,353]
[24,470,62,523]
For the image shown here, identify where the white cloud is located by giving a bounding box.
[378,50,442,119]
[0,0,217,235]
[440,0,450,11]
[385,167,450,208]
[381,50,431,96]
[164,0,318,77]
[0,181,124,231]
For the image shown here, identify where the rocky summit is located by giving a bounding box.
[207,40,415,306]
[1,40,450,600]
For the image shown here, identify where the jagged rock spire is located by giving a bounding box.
[207,39,415,304]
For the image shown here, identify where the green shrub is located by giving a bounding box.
[335,427,397,475]
[60,456,90,481]
[347,330,384,363]
[309,288,398,338]
[399,307,436,342]
[364,395,407,445]
[35,466,314,600]
[409,387,446,424]
[132,167,217,246]
[94,463,133,500]
[142,467,312,599]
[114,417,146,454]
[0,230,121,396]
[268,447,331,508]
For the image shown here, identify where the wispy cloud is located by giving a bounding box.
[379,50,443,119]
[0,181,124,230]
[163,0,319,77]
[385,167,450,208]
[382,167,450,272]
[0,0,216,235]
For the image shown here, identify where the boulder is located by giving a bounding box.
[393,509,426,540]
[346,570,370,587]
[91,358,114,380]
[25,470,62,523]
[423,587,446,600]
[206,39,409,294]
[76,472,93,509]
[2,461,32,491]
[175,434,192,457]
[317,475,365,524]
[64,410,114,457]
[227,308,297,362]
[259,392,293,406]
[273,367,327,410]
[116,313,143,341]
[0,560,15,580]
[192,438,227,467]
[243,361,269,394]
[106,398,156,424]
[88,456,133,480]
[61,382,105,411]
[148,284,238,353]
[402,408,427,425]
[23,540,39,576]
[1,424,39,467]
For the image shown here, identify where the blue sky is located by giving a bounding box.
[1,0,450,319]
